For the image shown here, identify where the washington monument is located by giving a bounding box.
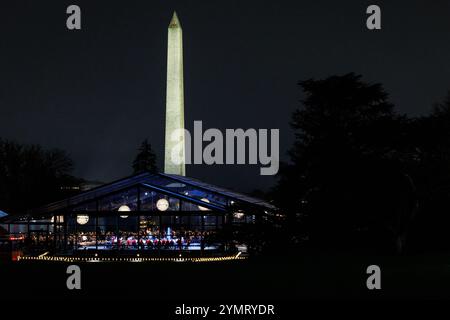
[164,12,186,176]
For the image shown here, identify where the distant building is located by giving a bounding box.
[60,180,104,193]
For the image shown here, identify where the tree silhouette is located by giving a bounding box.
[132,139,158,174]
[406,92,450,251]
[0,139,80,214]
[273,73,416,252]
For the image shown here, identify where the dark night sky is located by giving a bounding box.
[1,0,450,192]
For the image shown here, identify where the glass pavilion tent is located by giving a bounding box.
[0,172,276,256]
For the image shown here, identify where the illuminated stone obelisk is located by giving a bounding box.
[164,12,186,176]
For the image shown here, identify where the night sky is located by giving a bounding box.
[1,0,450,192]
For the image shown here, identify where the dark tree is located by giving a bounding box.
[0,139,80,214]
[132,139,158,174]
[273,73,416,252]
[406,92,450,251]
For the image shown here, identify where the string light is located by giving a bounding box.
[16,253,246,263]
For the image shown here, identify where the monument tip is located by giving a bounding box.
[169,11,181,28]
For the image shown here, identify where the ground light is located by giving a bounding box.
[17,252,245,263]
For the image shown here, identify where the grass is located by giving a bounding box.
[2,250,450,301]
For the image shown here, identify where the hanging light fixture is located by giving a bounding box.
[198,198,211,211]
[76,214,89,225]
[233,211,245,219]
[156,198,169,211]
[118,205,131,218]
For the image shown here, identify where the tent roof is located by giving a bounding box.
[31,172,276,215]
[163,174,276,210]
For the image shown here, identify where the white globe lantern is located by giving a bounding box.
[118,205,130,218]
[77,214,89,225]
[156,198,169,211]
[198,198,211,211]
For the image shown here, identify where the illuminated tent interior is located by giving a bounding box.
[0,172,276,256]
